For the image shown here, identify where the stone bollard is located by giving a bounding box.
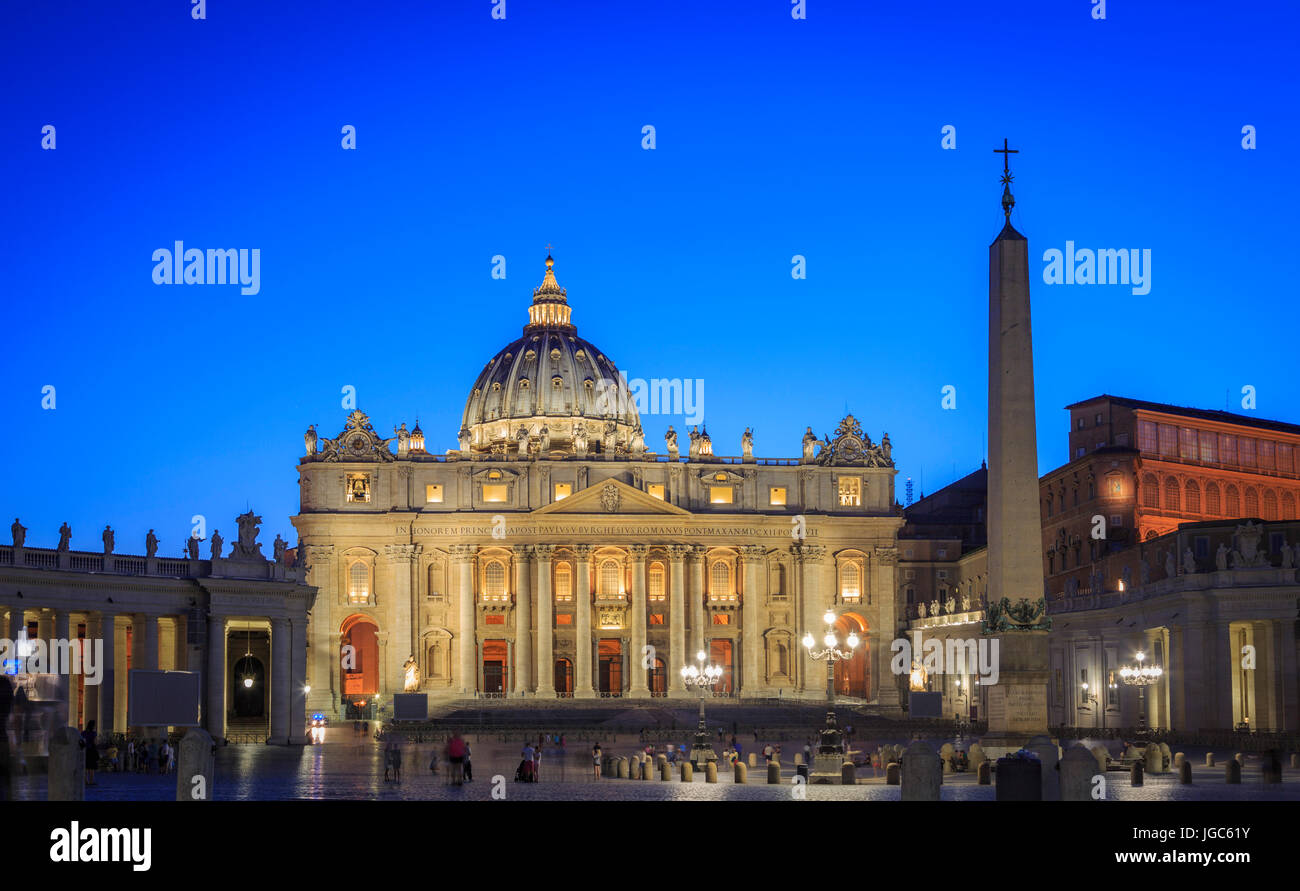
[886,762,901,785]
[1234,752,1245,765]
[1173,752,1185,771]
[748,752,757,768]
[995,755,1042,801]
[1158,743,1172,772]
[767,761,781,784]
[1262,750,1283,784]
[968,743,985,769]
[1179,761,1193,784]
[1144,744,1162,775]
[177,727,215,801]
[1059,745,1096,802]
[1205,752,1216,767]
[939,743,955,766]
[1091,745,1109,774]
[1028,736,1060,800]
[734,762,747,784]
[680,761,693,782]
[841,762,855,785]
[48,726,85,802]
[977,761,991,784]
[1291,753,1300,769]
[1130,761,1144,786]
[657,753,668,770]
[661,761,671,781]
[1225,760,1241,784]
[901,741,941,801]
[617,757,629,779]
[706,762,718,783]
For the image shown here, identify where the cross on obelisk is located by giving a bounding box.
[994,138,1019,219]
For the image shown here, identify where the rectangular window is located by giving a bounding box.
[1111,515,1122,527]
[937,548,947,558]
[838,477,862,506]
[485,614,505,625]
[709,486,734,504]
[1179,427,1198,460]
[769,486,787,506]
[1199,430,1217,464]
[937,570,948,579]
[1095,412,1103,425]
[649,614,665,626]
[1158,424,1177,457]
[1076,447,1085,458]
[1258,439,1275,471]
[1096,441,1106,450]
[711,614,730,625]
[1077,417,1086,430]
[1239,437,1256,468]
[425,484,444,503]
[1220,434,1237,466]
[553,483,572,501]
[1079,669,1089,706]
[647,484,665,500]
[1138,420,1158,454]
[1279,443,1294,474]
[1195,535,1210,559]
[555,614,573,626]
[482,484,508,503]
[904,549,914,559]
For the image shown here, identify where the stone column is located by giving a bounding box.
[205,613,226,739]
[688,546,706,658]
[290,617,309,743]
[6,605,24,646]
[629,545,649,695]
[513,545,532,694]
[453,545,477,694]
[271,616,291,744]
[798,545,826,694]
[114,619,129,732]
[302,544,335,715]
[574,545,594,696]
[534,545,555,695]
[668,546,687,693]
[140,614,159,670]
[82,615,99,733]
[739,546,764,693]
[1268,618,1299,732]
[37,609,53,643]
[53,610,71,715]
[95,614,117,734]
[384,544,417,696]
[873,546,902,710]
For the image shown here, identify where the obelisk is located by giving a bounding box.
[980,140,1051,756]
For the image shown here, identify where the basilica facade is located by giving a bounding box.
[295,258,905,718]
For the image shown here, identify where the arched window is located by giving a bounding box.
[599,559,622,597]
[1143,474,1159,508]
[1185,480,1201,514]
[1045,494,1053,517]
[483,560,506,600]
[1262,489,1278,520]
[1226,485,1240,517]
[648,562,666,601]
[1164,478,1180,511]
[1282,491,1297,521]
[555,563,572,602]
[1205,483,1221,515]
[710,562,732,599]
[348,562,370,604]
[841,562,861,599]
[1244,487,1259,516]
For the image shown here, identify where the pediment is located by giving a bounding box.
[532,478,691,516]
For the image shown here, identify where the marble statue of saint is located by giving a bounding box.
[665,425,679,459]
[1216,543,1229,571]
[881,432,892,462]
[802,427,817,462]
[273,534,287,564]
[917,601,927,618]
[304,424,317,456]
[944,596,956,615]
[210,530,223,559]
[602,420,617,455]
[1164,550,1176,577]
[394,422,409,455]
[1230,548,1242,569]
[102,525,115,555]
[187,535,200,560]
[539,426,551,453]
[631,423,645,457]
[573,424,588,456]
[235,511,263,558]
[458,425,472,453]
[57,522,71,551]
[11,518,25,548]
[741,427,754,459]
[960,594,971,612]
[1138,558,1150,584]
[929,599,940,618]
[1182,548,1196,575]
[1281,541,1294,570]
[403,654,420,692]
[146,530,158,558]
[688,426,700,458]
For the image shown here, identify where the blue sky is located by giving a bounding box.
[2,0,1296,553]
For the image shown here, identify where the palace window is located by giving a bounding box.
[712,614,730,625]
[840,562,861,600]
[1263,489,1278,521]
[553,483,572,501]
[483,560,507,600]
[1138,421,1157,453]
[710,562,734,601]
[649,614,665,625]
[838,477,862,507]
[425,484,444,504]
[1199,431,1217,464]
[599,559,623,598]
[1185,480,1201,513]
[427,565,443,600]
[348,562,370,604]
[647,484,666,500]
[1179,427,1198,460]
[482,484,508,503]
[710,486,733,504]
[1244,487,1259,515]
[648,562,666,601]
[769,486,787,507]
[1142,474,1159,508]
[1220,434,1237,466]
[1225,485,1240,516]
[1158,424,1177,458]
[1205,483,1221,515]
[555,563,573,602]
[346,473,371,503]
[1259,440,1275,471]
[1278,443,1294,474]
[1240,438,1256,468]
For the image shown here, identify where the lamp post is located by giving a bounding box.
[801,609,859,760]
[955,677,970,738]
[680,650,722,768]
[1081,682,1098,729]
[1119,650,1163,738]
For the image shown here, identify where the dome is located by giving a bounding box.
[459,257,642,457]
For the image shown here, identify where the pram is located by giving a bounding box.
[515,759,536,782]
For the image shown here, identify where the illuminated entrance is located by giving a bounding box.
[833,613,871,699]
[554,658,573,695]
[340,615,379,698]
[482,639,508,694]
[649,657,667,696]
[709,640,733,694]
[231,655,265,717]
[598,639,622,695]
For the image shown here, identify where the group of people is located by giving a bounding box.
[79,722,175,785]
[435,733,472,785]
[516,739,543,782]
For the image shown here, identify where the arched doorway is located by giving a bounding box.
[649,657,667,696]
[833,613,870,699]
[598,639,622,696]
[340,615,379,698]
[709,640,733,694]
[554,658,573,696]
[231,655,265,717]
[482,639,508,694]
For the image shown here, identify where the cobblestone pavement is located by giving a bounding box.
[10,731,1300,801]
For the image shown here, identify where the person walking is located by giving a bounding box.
[463,740,473,782]
[126,739,135,774]
[533,743,542,782]
[391,738,403,782]
[447,733,465,785]
[763,743,774,763]
[592,742,603,779]
[82,721,98,786]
